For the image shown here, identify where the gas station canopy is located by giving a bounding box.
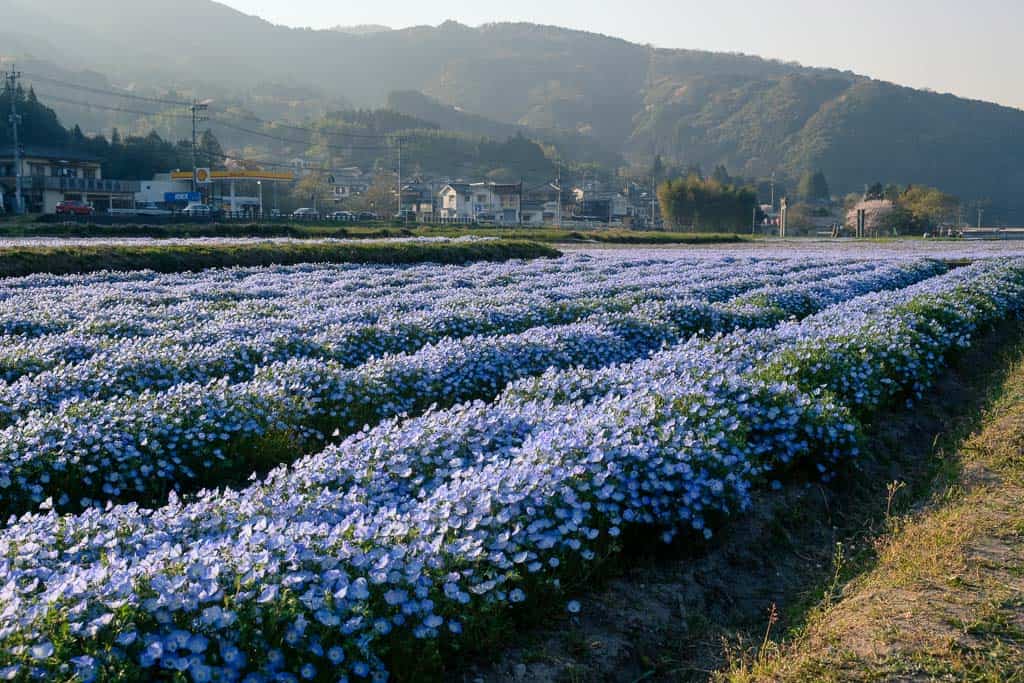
[170,170,295,182]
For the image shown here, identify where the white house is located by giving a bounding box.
[439,182,521,224]
[439,183,473,221]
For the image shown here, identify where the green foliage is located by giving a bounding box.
[0,86,203,180]
[657,175,758,232]
[0,240,559,278]
[386,90,622,168]
[797,171,830,201]
[899,185,960,227]
[0,85,68,148]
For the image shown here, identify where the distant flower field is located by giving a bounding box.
[0,250,1022,682]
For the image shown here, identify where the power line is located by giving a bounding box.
[213,113,393,141]
[28,79,563,170]
[208,118,395,153]
[23,72,393,142]
[30,90,192,121]
[21,71,192,107]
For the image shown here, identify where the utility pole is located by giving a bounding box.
[190,100,209,197]
[6,65,23,215]
[651,181,657,230]
[518,178,523,226]
[396,136,402,221]
[556,160,563,229]
[770,172,776,212]
[978,207,984,230]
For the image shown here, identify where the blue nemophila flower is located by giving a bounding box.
[1,254,1022,681]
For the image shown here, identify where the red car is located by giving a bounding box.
[55,200,94,216]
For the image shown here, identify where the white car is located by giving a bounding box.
[182,203,213,217]
[292,208,320,219]
[136,203,173,217]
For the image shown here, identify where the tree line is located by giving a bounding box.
[1,84,226,181]
[657,172,758,232]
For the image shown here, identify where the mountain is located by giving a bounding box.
[385,90,622,167]
[1,0,1022,220]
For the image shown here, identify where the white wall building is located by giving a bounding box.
[135,174,192,205]
[439,182,521,223]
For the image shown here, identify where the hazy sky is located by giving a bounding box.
[218,0,1023,110]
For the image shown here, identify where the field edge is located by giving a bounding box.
[0,239,560,277]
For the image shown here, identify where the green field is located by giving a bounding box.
[0,239,559,277]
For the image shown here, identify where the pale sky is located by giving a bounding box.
[218,0,1024,110]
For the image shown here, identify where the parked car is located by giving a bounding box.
[136,202,173,217]
[330,211,355,221]
[55,200,94,216]
[394,210,417,222]
[181,203,213,217]
[269,209,283,218]
[292,208,320,219]
[357,211,379,222]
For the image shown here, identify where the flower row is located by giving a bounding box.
[0,260,942,519]
[0,259,833,425]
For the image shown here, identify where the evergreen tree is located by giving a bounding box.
[199,129,226,168]
[797,170,830,201]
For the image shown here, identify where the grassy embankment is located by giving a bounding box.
[0,219,748,245]
[0,239,559,278]
[726,328,1024,682]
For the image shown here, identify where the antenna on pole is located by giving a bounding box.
[6,64,24,215]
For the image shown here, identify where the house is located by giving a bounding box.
[522,183,562,227]
[0,147,138,213]
[573,181,626,222]
[329,167,370,202]
[401,181,438,220]
[439,182,522,224]
[439,183,473,221]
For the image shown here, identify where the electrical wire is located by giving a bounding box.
[22,72,193,107]
[208,118,396,153]
[29,90,192,120]
[22,70,396,142]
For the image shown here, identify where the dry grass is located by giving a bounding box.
[726,342,1024,682]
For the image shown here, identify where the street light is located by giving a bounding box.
[257,181,263,220]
